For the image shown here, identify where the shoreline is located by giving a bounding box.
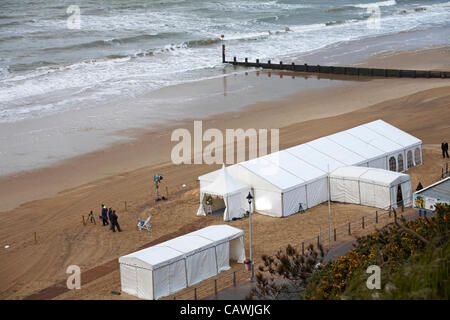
[1,45,450,212]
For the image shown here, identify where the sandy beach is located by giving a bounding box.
[0,46,449,300]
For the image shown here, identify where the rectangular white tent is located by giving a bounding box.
[198,120,422,218]
[330,166,413,209]
[119,225,246,300]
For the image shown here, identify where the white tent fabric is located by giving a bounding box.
[197,165,250,221]
[330,166,412,209]
[197,120,421,217]
[119,225,246,300]
[240,157,305,192]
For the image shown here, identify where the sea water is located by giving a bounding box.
[0,0,449,174]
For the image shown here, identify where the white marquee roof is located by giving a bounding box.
[263,151,327,183]
[119,225,243,270]
[364,120,422,148]
[306,136,367,165]
[345,125,403,154]
[285,143,345,173]
[199,120,422,192]
[202,164,248,196]
[326,131,385,161]
[239,157,305,191]
[330,166,410,187]
[189,225,245,244]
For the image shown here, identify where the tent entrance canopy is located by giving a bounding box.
[197,165,251,221]
[329,166,412,209]
[119,225,246,300]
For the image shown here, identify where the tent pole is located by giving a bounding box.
[151,269,155,300]
[247,191,254,282]
[184,259,189,288]
[327,165,332,250]
[305,184,308,209]
[214,245,219,274]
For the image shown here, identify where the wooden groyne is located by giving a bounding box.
[221,45,450,79]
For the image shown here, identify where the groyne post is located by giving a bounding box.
[222,44,225,63]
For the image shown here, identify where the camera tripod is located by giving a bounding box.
[86,211,96,225]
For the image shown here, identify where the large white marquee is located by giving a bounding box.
[198,120,422,218]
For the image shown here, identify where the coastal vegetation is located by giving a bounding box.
[248,204,449,300]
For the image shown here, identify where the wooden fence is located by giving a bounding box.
[224,56,450,79]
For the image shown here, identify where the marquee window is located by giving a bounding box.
[407,150,414,169]
[414,148,421,165]
[397,154,404,172]
[389,156,396,171]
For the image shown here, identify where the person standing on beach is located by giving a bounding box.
[108,208,113,230]
[416,182,423,191]
[101,204,109,226]
[110,210,121,232]
[442,141,449,159]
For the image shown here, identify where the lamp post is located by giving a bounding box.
[246,191,254,281]
[327,164,332,249]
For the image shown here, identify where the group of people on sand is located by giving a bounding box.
[100,204,121,232]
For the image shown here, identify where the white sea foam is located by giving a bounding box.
[0,0,449,124]
[352,1,397,9]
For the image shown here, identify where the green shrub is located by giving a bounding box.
[305,203,449,300]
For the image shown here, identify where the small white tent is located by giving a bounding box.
[329,166,412,209]
[197,165,251,221]
[119,225,246,300]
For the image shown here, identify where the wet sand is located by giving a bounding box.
[0,46,449,299]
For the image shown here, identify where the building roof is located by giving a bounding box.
[415,177,450,201]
